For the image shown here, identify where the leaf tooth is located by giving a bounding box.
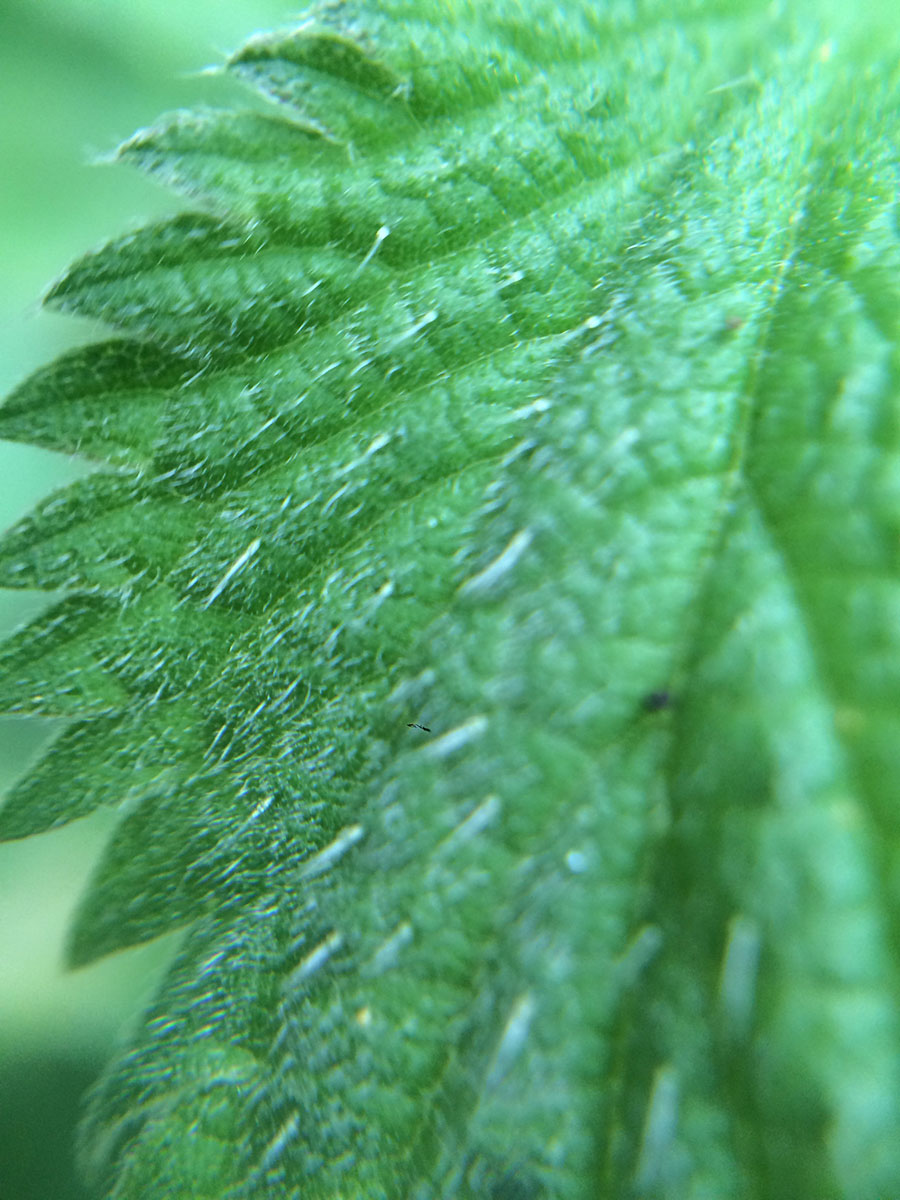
[116,108,336,220]
[0,690,210,842]
[64,793,207,966]
[0,717,122,841]
[0,595,125,717]
[226,27,415,145]
[223,4,599,131]
[42,212,255,348]
[42,211,374,357]
[0,339,187,462]
[64,776,298,967]
[0,474,196,592]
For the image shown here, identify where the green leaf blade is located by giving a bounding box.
[2,2,900,1198]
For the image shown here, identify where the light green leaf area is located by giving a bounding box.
[1,1,899,1197]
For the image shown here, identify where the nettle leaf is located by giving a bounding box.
[2,2,899,1197]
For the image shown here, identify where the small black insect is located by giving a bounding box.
[642,689,671,713]
[407,722,431,732]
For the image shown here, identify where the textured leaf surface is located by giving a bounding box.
[2,2,900,1197]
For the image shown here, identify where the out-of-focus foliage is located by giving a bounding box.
[2,1,900,1197]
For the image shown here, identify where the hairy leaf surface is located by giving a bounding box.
[2,2,899,1197]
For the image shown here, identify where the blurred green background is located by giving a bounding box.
[0,2,294,1196]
